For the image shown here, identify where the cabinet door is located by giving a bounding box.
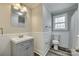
[26,46,34,56]
[15,42,33,56]
[15,44,28,56]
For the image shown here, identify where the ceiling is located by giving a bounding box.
[24,3,40,9]
[23,3,78,14]
[44,3,78,14]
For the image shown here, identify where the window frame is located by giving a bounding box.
[53,13,68,31]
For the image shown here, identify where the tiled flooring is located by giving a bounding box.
[47,49,71,56]
[34,51,58,56]
[46,51,59,56]
[34,49,71,56]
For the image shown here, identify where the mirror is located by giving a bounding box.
[11,4,26,27]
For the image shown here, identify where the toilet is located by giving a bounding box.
[52,34,60,50]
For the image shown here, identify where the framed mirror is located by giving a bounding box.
[11,4,27,27]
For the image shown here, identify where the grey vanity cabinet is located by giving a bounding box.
[11,39,34,56]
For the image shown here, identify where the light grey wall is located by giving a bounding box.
[41,3,78,49]
[52,31,70,48]
[78,4,79,36]
[42,4,52,46]
[52,6,78,48]
[69,9,78,49]
[42,5,52,32]
[70,4,78,49]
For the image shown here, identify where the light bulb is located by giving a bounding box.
[13,6,19,10]
[18,12,23,15]
[13,3,21,10]
[15,4,21,8]
[20,6,27,12]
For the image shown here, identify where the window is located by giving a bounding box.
[54,16,65,29]
[55,16,65,23]
[52,13,69,31]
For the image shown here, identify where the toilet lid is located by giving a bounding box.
[52,40,59,44]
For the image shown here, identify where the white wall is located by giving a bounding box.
[0,35,11,56]
[31,5,42,32]
[0,4,32,56]
[31,4,52,55]
[0,4,32,34]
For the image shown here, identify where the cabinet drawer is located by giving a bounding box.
[17,39,33,47]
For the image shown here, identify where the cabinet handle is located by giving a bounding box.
[25,47,29,50]
[20,44,25,48]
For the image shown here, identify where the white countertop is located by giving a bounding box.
[11,35,33,44]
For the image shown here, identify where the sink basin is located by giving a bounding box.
[11,35,33,44]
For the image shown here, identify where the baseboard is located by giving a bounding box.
[34,52,39,56]
[34,49,42,56]
[34,46,50,56]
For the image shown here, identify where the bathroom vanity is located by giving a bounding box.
[11,36,34,56]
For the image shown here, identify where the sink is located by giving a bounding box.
[11,35,33,44]
[11,35,34,56]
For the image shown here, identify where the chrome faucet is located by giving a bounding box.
[0,27,3,35]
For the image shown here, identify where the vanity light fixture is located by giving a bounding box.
[12,3,21,10]
[20,6,27,12]
[12,3,27,13]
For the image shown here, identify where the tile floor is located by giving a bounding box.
[46,51,59,56]
[34,48,71,56]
